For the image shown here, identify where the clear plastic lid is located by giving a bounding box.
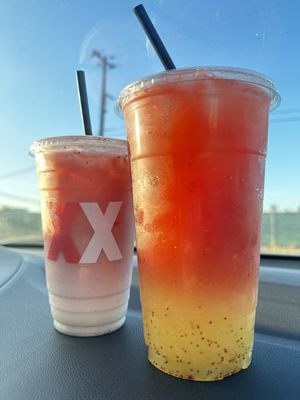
[29,135,128,156]
[117,66,280,113]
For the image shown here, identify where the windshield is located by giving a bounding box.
[0,0,299,255]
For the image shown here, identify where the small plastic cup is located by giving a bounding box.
[30,136,134,336]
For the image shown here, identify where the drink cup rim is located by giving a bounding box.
[116,66,280,115]
[29,135,128,156]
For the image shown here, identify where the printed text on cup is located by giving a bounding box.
[47,201,123,263]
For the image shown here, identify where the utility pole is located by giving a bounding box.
[92,50,116,136]
[270,204,277,249]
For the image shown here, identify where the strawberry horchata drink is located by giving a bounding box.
[118,67,279,380]
[30,136,134,336]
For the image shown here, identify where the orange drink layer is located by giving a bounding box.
[119,68,279,380]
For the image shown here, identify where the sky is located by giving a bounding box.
[0,0,299,212]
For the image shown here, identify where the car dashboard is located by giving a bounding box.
[0,246,299,399]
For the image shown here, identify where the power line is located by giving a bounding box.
[104,127,124,133]
[172,1,300,49]
[272,108,300,115]
[0,190,40,204]
[0,166,35,180]
[270,117,300,124]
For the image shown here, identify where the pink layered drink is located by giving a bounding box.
[31,136,134,336]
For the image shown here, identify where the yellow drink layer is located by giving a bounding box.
[144,302,255,381]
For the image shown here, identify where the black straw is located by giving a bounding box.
[76,70,93,135]
[133,4,176,70]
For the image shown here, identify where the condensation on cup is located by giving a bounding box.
[118,67,280,380]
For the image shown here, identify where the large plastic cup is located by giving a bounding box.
[30,136,134,336]
[118,67,279,380]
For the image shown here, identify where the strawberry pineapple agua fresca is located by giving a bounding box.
[120,68,279,380]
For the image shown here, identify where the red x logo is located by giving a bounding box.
[47,202,81,263]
